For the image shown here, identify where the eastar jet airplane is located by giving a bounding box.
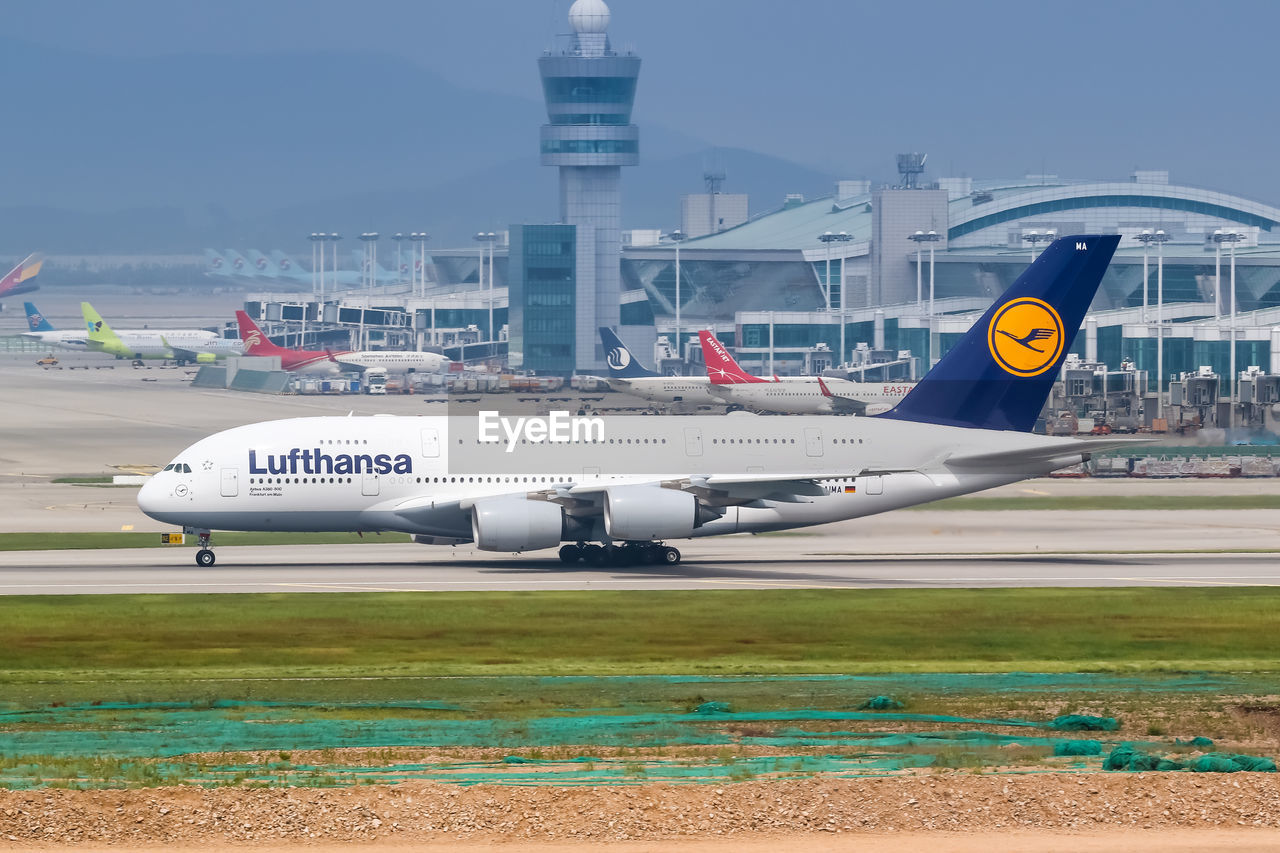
[698,330,913,415]
[0,253,44,301]
[598,327,720,405]
[235,311,449,376]
[142,235,1142,568]
[82,303,242,363]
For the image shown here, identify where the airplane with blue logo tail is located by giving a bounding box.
[598,327,720,405]
[142,235,1150,569]
[20,301,90,351]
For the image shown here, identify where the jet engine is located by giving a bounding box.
[603,485,714,541]
[470,498,563,552]
[196,352,217,363]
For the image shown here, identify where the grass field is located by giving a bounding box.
[2,589,1278,694]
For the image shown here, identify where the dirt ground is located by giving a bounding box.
[2,775,1278,851]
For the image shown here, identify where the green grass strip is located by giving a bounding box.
[0,532,410,552]
[918,494,1280,511]
[1,589,1277,678]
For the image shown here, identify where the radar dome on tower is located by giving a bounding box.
[569,0,610,34]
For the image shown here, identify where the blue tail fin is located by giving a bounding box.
[599,327,659,378]
[25,302,55,332]
[878,234,1120,432]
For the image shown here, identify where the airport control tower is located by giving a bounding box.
[538,0,640,372]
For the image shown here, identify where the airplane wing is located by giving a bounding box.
[942,437,1157,471]
[160,337,216,364]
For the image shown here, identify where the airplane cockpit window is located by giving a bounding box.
[163,464,175,471]
[182,464,192,473]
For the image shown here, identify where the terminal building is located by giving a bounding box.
[235,3,1280,431]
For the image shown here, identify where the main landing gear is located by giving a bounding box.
[194,531,215,567]
[558,542,681,567]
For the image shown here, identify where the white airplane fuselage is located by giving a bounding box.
[709,377,915,415]
[337,351,449,375]
[606,376,720,405]
[22,330,90,351]
[139,413,1098,547]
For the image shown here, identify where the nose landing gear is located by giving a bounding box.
[193,530,215,567]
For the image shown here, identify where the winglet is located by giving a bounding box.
[698,330,766,384]
[816,376,833,398]
[599,327,659,378]
[877,234,1120,432]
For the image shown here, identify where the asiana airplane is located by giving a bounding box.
[140,234,1144,568]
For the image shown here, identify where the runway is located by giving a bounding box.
[2,542,1278,594]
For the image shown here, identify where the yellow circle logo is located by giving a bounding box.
[987,297,1065,377]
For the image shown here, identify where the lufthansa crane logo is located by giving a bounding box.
[987,297,1064,377]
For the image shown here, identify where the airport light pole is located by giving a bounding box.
[329,233,341,299]
[474,232,498,344]
[391,233,406,287]
[359,233,379,295]
[1134,229,1155,323]
[908,230,942,366]
[309,232,325,303]
[1216,230,1245,426]
[669,229,685,365]
[1022,229,1055,262]
[818,230,853,365]
[1151,229,1170,420]
[909,231,925,306]
[409,232,429,300]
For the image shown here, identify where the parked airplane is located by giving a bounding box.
[697,330,914,415]
[143,235,1141,568]
[598,327,720,405]
[0,253,44,301]
[81,303,242,363]
[235,310,448,375]
[20,302,89,350]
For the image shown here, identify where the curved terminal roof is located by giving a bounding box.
[948,181,1280,241]
[676,179,1280,252]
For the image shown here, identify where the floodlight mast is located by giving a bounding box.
[1134,229,1156,323]
[668,229,686,364]
[1214,230,1246,426]
[818,230,853,364]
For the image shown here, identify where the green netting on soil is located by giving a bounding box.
[1050,714,1120,731]
[0,673,1269,789]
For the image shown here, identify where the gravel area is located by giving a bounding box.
[1,774,1278,848]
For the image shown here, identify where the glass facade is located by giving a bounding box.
[542,76,638,110]
[540,139,638,155]
[510,225,577,374]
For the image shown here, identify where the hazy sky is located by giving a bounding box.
[8,0,1280,197]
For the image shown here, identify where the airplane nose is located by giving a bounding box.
[137,475,165,519]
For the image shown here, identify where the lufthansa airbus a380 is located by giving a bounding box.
[141,235,1142,568]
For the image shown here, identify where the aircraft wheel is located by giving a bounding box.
[660,546,681,565]
[583,544,606,567]
[195,549,216,568]
[558,544,582,564]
